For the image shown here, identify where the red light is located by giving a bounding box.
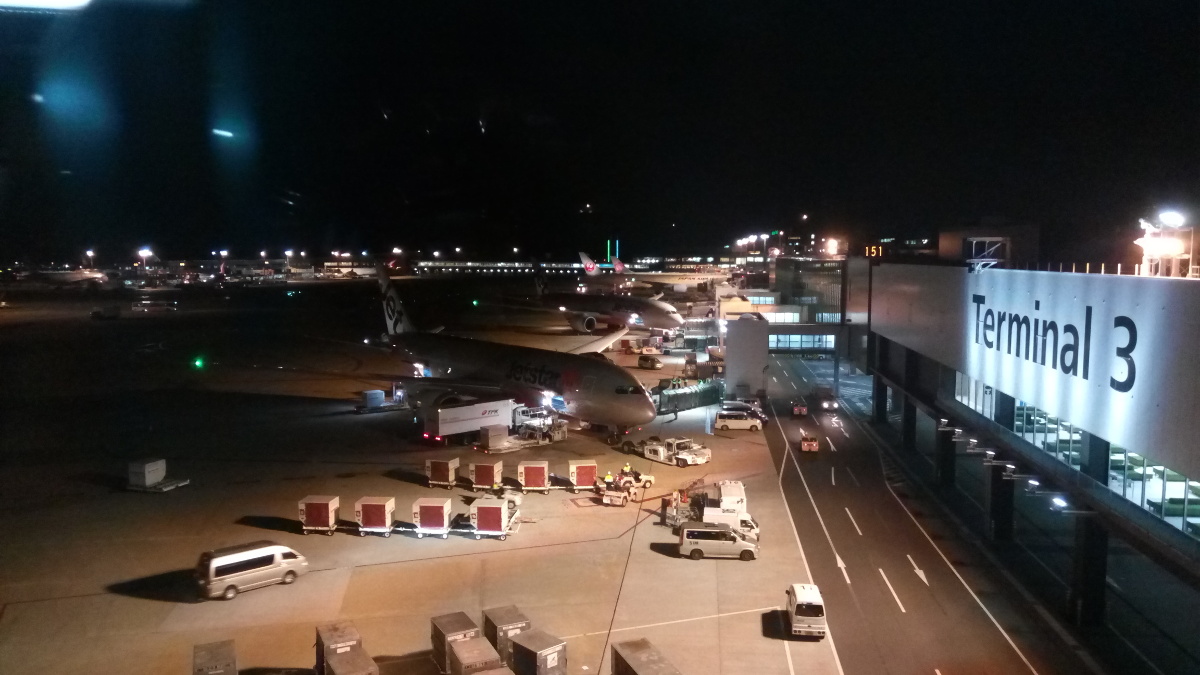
[422,433,430,438]
[435,436,442,442]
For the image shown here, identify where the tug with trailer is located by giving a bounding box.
[621,437,711,468]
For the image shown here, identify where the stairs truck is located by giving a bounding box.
[620,437,711,467]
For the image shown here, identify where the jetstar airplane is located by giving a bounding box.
[376,265,657,433]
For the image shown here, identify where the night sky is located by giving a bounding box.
[0,1,1196,263]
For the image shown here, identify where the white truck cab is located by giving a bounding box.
[702,506,759,539]
[785,583,827,638]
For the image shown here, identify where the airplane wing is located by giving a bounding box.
[567,327,628,354]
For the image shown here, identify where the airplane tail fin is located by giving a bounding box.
[612,257,626,274]
[578,252,600,276]
[376,263,416,335]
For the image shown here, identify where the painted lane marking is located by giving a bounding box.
[831,467,836,486]
[846,466,861,487]
[791,451,850,584]
[766,403,846,675]
[773,376,778,383]
[879,569,906,613]
[791,381,798,390]
[845,508,862,536]
[908,554,929,585]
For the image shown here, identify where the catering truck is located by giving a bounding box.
[421,397,516,444]
[690,480,758,538]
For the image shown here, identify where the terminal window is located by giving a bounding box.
[769,335,834,351]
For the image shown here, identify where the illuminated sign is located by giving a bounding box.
[871,265,1195,477]
[864,245,887,257]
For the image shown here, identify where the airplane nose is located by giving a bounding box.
[637,395,657,424]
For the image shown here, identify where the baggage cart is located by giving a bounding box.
[193,639,236,675]
[510,629,567,675]
[468,498,518,540]
[126,458,190,492]
[300,495,340,535]
[566,460,598,494]
[431,612,480,674]
[516,461,549,494]
[469,460,503,491]
[354,496,395,537]
[602,488,630,507]
[449,636,502,675]
[427,458,462,489]
[483,605,530,667]
[610,638,682,675]
[413,497,453,538]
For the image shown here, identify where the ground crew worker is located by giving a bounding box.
[604,471,615,491]
[622,462,632,474]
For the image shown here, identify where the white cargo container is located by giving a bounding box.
[361,390,385,408]
[300,495,340,535]
[428,397,516,438]
[469,460,503,491]
[354,497,395,537]
[128,458,166,487]
[413,497,452,539]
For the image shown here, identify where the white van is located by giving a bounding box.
[678,521,759,561]
[785,583,827,638]
[716,480,748,511]
[702,506,760,539]
[196,541,308,600]
[714,410,760,432]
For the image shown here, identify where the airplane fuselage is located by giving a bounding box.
[388,332,657,428]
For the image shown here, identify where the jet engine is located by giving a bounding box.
[566,313,597,333]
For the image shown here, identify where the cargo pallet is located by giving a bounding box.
[126,478,190,493]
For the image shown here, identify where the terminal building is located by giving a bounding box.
[859,262,1200,673]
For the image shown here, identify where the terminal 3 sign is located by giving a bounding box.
[872,265,1199,478]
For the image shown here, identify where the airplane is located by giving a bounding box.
[530,267,685,333]
[12,268,108,287]
[578,252,726,289]
[376,265,657,434]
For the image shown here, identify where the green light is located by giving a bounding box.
[193,357,204,369]
[472,299,479,306]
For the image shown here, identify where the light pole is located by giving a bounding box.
[85,249,94,268]
[1135,211,1189,277]
[137,248,153,276]
[284,250,293,276]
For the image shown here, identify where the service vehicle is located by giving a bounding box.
[421,397,516,445]
[616,468,654,490]
[800,435,820,452]
[813,385,839,411]
[721,400,769,423]
[702,507,760,539]
[90,305,121,320]
[678,521,758,561]
[637,354,664,370]
[791,400,808,416]
[132,299,177,312]
[195,541,308,600]
[621,436,711,467]
[714,410,761,431]
[785,583,827,638]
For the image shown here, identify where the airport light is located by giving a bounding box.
[331,250,340,256]
[212,129,234,138]
[1051,496,1068,509]
[392,247,402,254]
[192,356,205,369]
[300,251,306,257]
[455,247,462,253]
[361,250,367,256]
[433,251,441,258]
[219,250,228,258]
[284,249,293,257]
[513,247,519,253]
[1160,210,1187,228]
[260,250,266,258]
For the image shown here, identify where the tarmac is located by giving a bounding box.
[0,283,834,674]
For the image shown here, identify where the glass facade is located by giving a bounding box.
[954,372,1200,540]
[768,334,835,351]
[747,296,776,304]
[760,311,801,323]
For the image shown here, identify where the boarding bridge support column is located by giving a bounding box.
[935,426,956,489]
[993,391,1016,432]
[872,375,888,423]
[1068,515,1108,627]
[1079,432,1111,483]
[901,399,917,454]
[986,463,1014,541]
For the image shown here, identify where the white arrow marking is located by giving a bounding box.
[908,554,929,586]
[879,569,906,612]
[845,508,862,536]
[773,376,778,383]
[837,555,850,584]
[791,381,798,390]
[828,440,838,453]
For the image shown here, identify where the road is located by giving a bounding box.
[762,355,1096,675]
